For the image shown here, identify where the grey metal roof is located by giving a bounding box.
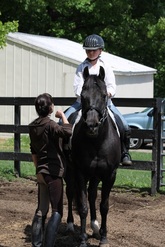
[7,32,156,75]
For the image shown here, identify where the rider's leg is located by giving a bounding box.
[58,101,81,125]
[109,103,132,166]
[64,101,81,119]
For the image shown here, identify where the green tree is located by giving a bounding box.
[0,19,18,48]
[0,0,50,35]
[0,0,165,97]
[148,17,165,97]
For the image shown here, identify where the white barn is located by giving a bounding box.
[0,32,156,126]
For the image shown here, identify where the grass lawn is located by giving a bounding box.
[0,135,164,193]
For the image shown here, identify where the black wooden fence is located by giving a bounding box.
[0,97,163,195]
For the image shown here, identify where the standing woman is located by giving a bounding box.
[29,93,72,247]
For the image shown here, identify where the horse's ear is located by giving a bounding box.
[83,66,89,80]
[99,66,105,81]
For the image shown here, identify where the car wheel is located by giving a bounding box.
[129,137,143,149]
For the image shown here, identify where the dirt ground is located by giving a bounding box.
[0,178,165,247]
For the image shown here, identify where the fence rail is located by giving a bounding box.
[0,97,163,195]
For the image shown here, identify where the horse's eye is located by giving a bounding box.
[82,82,86,88]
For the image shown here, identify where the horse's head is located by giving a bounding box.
[81,66,108,137]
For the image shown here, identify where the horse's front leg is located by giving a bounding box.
[99,176,116,247]
[88,178,100,238]
[99,187,110,247]
[79,217,88,247]
[65,183,74,232]
[65,167,75,233]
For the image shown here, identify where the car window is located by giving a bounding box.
[141,107,152,113]
[147,109,154,117]
[162,104,165,115]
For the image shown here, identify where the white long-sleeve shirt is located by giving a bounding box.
[73,57,116,105]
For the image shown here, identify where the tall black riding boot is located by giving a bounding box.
[43,212,61,247]
[121,129,132,166]
[110,110,132,166]
[31,215,45,247]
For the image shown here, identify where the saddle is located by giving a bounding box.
[68,107,119,136]
[68,110,79,125]
[63,110,80,155]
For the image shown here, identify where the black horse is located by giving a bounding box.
[65,66,121,247]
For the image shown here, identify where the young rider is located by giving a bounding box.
[65,34,132,166]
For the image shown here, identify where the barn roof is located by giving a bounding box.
[7,32,156,75]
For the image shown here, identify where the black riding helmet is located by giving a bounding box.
[83,34,104,50]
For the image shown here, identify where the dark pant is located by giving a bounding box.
[31,174,64,247]
[43,174,64,217]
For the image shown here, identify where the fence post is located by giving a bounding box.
[14,99,21,177]
[151,98,162,195]
[156,98,162,192]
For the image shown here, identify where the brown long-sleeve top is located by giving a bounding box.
[28,116,72,178]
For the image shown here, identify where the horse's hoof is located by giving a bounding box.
[92,232,100,240]
[65,222,74,234]
[99,238,109,247]
[79,233,88,247]
[91,220,100,235]
[79,240,88,247]
[99,244,109,247]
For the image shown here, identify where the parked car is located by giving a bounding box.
[123,107,154,149]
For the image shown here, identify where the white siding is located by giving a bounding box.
[0,33,156,129]
[0,40,77,126]
[115,74,154,114]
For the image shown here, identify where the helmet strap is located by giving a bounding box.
[86,55,101,62]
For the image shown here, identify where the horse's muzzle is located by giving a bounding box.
[85,123,100,138]
[83,109,102,137]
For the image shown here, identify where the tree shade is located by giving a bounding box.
[0,0,165,97]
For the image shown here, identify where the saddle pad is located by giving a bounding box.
[72,108,120,139]
[107,107,120,136]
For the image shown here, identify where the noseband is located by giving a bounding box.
[82,105,108,125]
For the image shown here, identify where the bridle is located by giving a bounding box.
[82,101,108,125]
[81,68,108,127]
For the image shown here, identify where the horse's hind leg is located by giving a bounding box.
[88,178,100,238]
[65,168,75,233]
[65,185,74,232]
[75,175,88,247]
